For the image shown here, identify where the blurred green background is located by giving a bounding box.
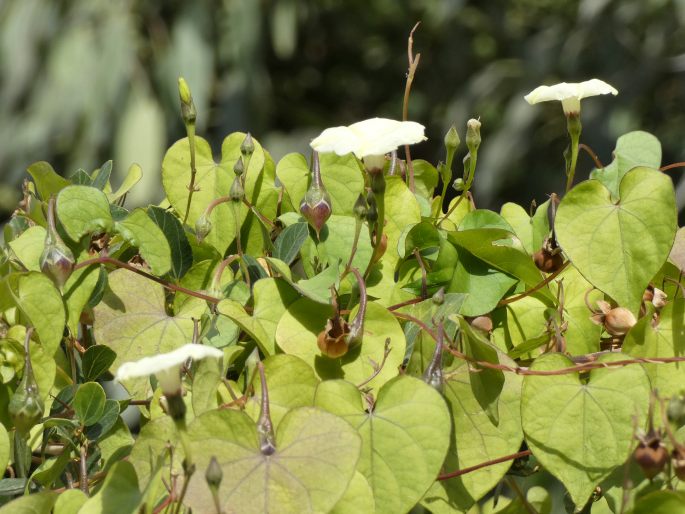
[1,0,684,222]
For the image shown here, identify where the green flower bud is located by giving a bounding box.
[229,177,245,202]
[195,214,212,242]
[465,118,481,154]
[9,352,44,436]
[233,157,245,177]
[39,239,74,288]
[444,125,460,152]
[365,191,378,224]
[353,193,368,221]
[178,77,196,125]
[452,178,465,192]
[205,456,223,489]
[240,133,255,158]
[370,170,386,195]
[432,287,445,305]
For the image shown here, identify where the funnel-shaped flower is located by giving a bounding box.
[524,79,618,115]
[115,344,223,395]
[310,117,426,161]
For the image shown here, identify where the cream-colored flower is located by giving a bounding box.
[115,344,223,394]
[310,117,426,159]
[524,79,618,115]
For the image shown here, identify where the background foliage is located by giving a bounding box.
[1,0,685,222]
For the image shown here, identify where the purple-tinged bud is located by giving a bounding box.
[39,240,74,288]
[299,152,332,236]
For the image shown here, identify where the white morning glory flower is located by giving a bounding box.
[524,79,618,115]
[310,118,426,168]
[115,344,223,395]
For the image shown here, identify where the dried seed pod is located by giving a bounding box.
[634,433,668,479]
[533,246,563,273]
[590,300,637,336]
[673,447,685,481]
[469,315,493,333]
[317,317,351,359]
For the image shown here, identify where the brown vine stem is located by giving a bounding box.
[391,311,437,340]
[579,143,604,169]
[356,338,392,389]
[437,450,532,481]
[73,256,220,304]
[413,248,429,299]
[660,161,685,172]
[387,297,424,311]
[403,22,421,193]
[497,261,569,307]
[242,197,276,229]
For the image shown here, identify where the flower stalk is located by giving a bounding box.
[178,77,199,225]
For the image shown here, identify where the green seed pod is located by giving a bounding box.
[452,177,465,192]
[465,118,481,154]
[233,157,245,177]
[195,214,212,242]
[230,177,245,202]
[205,456,223,489]
[353,193,368,221]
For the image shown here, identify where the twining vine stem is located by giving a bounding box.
[403,22,421,193]
[436,450,532,481]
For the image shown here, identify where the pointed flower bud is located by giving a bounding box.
[229,177,245,203]
[365,191,378,224]
[444,125,460,153]
[465,119,481,154]
[299,152,332,236]
[195,214,212,242]
[240,133,255,158]
[233,157,245,177]
[205,456,223,489]
[432,287,445,305]
[40,239,74,288]
[178,77,196,125]
[9,346,44,436]
[452,178,465,192]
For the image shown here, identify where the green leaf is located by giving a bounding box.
[273,222,309,265]
[0,424,9,478]
[191,354,222,416]
[162,133,265,254]
[54,489,88,514]
[129,417,180,490]
[81,345,116,382]
[79,461,141,514]
[632,491,685,514]
[276,152,364,216]
[521,352,650,507]
[185,407,361,514]
[244,355,319,428]
[623,298,685,396]
[56,185,113,242]
[402,221,441,261]
[63,257,100,335]
[84,399,120,441]
[115,208,172,276]
[383,176,422,265]
[314,376,450,514]
[276,299,405,389]
[556,167,677,313]
[10,272,66,355]
[8,226,45,271]
[27,161,70,200]
[0,492,57,513]
[92,269,205,397]
[74,382,107,426]
[423,359,523,511]
[268,257,339,304]
[108,163,143,203]
[590,131,662,199]
[147,206,193,279]
[500,200,550,255]
[412,159,439,200]
[91,160,113,190]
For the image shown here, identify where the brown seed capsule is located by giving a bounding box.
[469,315,493,333]
[317,317,351,359]
[673,447,685,481]
[590,300,637,336]
[634,437,668,479]
[533,247,564,273]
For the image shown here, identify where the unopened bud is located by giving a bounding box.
[300,186,332,237]
[465,118,481,154]
[205,456,223,489]
[366,192,378,224]
[370,171,386,195]
[353,194,368,221]
[230,178,245,202]
[432,287,445,305]
[195,214,212,242]
[9,353,44,436]
[444,126,460,152]
[452,178,465,192]
[240,133,255,158]
[233,157,245,177]
[40,240,74,288]
[177,77,196,125]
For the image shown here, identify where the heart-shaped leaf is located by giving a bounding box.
[521,352,650,507]
[314,376,450,514]
[56,185,113,242]
[556,167,676,313]
[185,407,361,514]
[115,208,172,276]
[92,269,206,397]
[422,359,523,511]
